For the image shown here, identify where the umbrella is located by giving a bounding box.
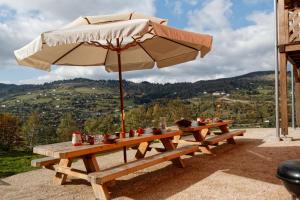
[14,12,213,162]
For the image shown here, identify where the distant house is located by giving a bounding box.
[212,92,221,96]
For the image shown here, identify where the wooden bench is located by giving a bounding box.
[88,145,198,200]
[196,129,245,154]
[205,129,245,145]
[31,157,60,169]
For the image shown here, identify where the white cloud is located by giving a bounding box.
[0,0,156,21]
[18,66,116,84]
[181,0,275,80]
[188,0,232,32]
[0,0,275,84]
[0,0,156,69]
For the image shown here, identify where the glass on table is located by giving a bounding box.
[159,117,167,130]
[94,135,103,144]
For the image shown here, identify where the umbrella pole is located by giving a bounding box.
[117,38,127,163]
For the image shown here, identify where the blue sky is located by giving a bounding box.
[0,0,274,84]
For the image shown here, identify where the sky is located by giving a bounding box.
[0,0,274,84]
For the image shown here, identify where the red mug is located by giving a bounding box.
[129,129,134,137]
[120,131,126,138]
[137,128,144,136]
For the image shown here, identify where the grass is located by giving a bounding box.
[0,150,43,178]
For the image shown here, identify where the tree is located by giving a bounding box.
[126,106,150,129]
[38,126,57,145]
[57,113,78,142]
[21,112,41,150]
[0,113,21,151]
[85,115,118,134]
[166,100,192,122]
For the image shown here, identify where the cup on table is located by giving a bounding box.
[159,117,167,130]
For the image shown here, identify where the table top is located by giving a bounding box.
[33,130,181,159]
[180,120,233,132]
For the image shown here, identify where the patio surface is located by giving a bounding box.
[1,128,299,200]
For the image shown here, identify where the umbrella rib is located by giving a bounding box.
[84,17,91,24]
[52,43,84,64]
[103,48,109,66]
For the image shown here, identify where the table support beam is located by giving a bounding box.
[53,158,72,185]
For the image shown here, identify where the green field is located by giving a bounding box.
[0,151,43,178]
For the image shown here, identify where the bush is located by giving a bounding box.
[0,113,22,151]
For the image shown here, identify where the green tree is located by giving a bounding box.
[126,106,150,129]
[0,113,21,151]
[57,113,78,142]
[166,100,192,122]
[38,126,57,144]
[84,118,102,133]
[21,112,41,150]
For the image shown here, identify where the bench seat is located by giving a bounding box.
[89,145,198,184]
[31,157,60,168]
[205,129,245,145]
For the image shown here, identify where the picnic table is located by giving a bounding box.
[32,130,198,200]
[173,120,245,154]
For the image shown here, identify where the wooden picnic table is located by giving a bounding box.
[32,130,198,200]
[174,120,245,154]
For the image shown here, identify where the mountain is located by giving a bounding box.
[0,70,276,100]
[0,71,279,128]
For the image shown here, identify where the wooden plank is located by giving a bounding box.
[91,183,110,200]
[205,130,245,145]
[31,157,60,167]
[135,142,151,159]
[172,140,202,145]
[33,130,182,159]
[88,145,198,184]
[53,158,72,185]
[83,155,100,173]
[160,137,185,168]
[180,120,233,132]
[279,53,289,135]
[278,0,289,44]
[55,166,89,180]
[295,83,300,127]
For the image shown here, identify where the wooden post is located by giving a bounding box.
[278,0,289,136]
[116,38,127,163]
[296,82,300,127]
[279,53,289,135]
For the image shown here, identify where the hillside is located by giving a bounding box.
[0,71,282,128]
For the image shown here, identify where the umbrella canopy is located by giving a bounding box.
[15,12,212,72]
[14,12,213,162]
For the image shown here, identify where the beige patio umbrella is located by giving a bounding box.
[14,12,213,162]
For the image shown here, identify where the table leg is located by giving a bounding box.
[135,141,150,159]
[219,125,235,144]
[83,155,100,173]
[219,125,229,133]
[84,155,111,200]
[91,182,110,200]
[53,158,72,185]
[160,137,185,168]
[191,129,214,154]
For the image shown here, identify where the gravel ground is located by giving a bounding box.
[1,128,299,200]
